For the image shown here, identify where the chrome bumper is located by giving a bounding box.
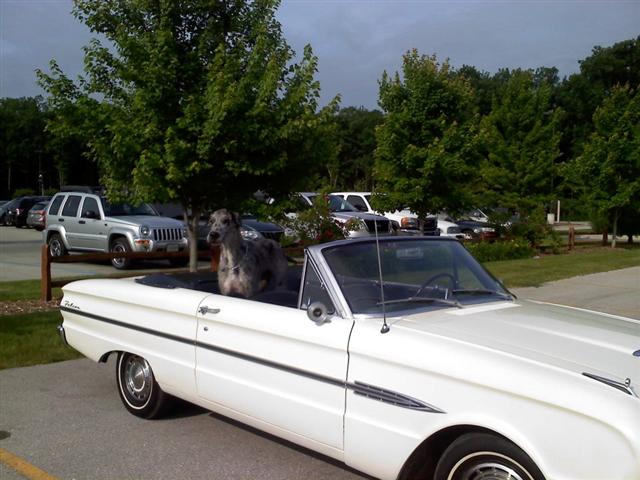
[57,324,69,347]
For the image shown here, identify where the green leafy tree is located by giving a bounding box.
[478,69,563,215]
[38,0,336,271]
[566,85,640,247]
[325,107,383,190]
[557,36,640,158]
[0,97,49,197]
[373,50,479,229]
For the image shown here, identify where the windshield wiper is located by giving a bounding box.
[452,289,513,300]
[377,297,462,309]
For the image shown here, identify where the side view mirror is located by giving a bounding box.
[355,204,367,212]
[307,301,331,325]
[84,210,100,219]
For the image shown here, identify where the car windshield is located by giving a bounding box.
[322,239,511,315]
[307,194,357,212]
[101,199,157,216]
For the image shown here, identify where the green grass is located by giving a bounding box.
[0,310,81,370]
[484,246,640,288]
[0,279,63,302]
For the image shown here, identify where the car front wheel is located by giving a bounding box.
[110,238,132,269]
[434,433,544,480]
[116,352,171,419]
[48,233,68,257]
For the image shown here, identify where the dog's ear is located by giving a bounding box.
[232,212,241,227]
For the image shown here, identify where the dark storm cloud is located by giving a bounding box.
[277,0,640,108]
[1,0,93,98]
[1,0,639,108]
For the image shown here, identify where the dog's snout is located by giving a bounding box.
[208,231,220,242]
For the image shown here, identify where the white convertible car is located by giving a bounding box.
[58,237,639,480]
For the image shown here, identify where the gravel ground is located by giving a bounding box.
[0,298,60,316]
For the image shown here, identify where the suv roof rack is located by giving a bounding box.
[60,185,105,194]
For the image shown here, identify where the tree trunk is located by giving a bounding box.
[628,234,633,244]
[611,209,618,249]
[186,208,200,273]
[602,229,608,246]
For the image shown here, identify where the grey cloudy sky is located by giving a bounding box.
[1,0,638,109]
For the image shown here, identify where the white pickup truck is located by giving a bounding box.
[331,192,439,236]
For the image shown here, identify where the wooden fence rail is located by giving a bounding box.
[40,245,220,301]
[40,244,305,301]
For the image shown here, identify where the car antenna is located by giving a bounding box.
[374,220,390,334]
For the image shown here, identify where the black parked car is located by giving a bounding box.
[0,198,20,225]
[152,204,285,250]
[7,196,51,227]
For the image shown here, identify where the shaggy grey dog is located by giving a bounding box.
[207,209,287,298]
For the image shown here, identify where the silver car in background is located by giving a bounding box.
[44,188,188,269]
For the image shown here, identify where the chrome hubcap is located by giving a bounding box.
[461,463,524,480]
[124,356,151,402]
[112,244,126,267]
[50,240,62,257]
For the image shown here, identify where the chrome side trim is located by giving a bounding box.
[60,306,445,413]
[351,381,446,413]
[583,372,637,398]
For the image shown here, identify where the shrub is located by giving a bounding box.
[465,240,535,262]
[503,207,553,247]
[12,188,35,197]
[280,194,360,247]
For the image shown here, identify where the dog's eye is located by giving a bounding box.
[223,219,230,225]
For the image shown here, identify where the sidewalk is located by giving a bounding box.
[512,266,640,320]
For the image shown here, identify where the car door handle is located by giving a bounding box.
[199,306,220,315]
[79,220,85,224]
[58,218,64,222]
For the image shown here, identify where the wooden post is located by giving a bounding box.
[568,226,575,251]
[41,244,52,301]
[210,244,220,272]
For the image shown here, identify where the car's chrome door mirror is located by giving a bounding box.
[307,301,331,325]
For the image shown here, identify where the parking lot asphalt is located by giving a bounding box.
[0,358,367,480]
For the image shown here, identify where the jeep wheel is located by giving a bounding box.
[111,238,133,269]
[49,233,67,257]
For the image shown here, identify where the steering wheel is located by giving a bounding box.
[414,272,457,298]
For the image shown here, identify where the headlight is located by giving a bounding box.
[400,217,419,229]
[140,225,150,236]
[473,227,481,234]
[182,228,188,238]
[240,225,261,240]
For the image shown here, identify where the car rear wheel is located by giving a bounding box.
[110,238,132,269]
[48,233,67,257]
[434,433,544,480]
[116,352,172,419]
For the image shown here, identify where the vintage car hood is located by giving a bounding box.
[108,215,185,228]
[399,300,640,388]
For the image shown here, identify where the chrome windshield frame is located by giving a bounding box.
[307,237,513,320]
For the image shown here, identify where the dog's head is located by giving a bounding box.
[207,209,241,244]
